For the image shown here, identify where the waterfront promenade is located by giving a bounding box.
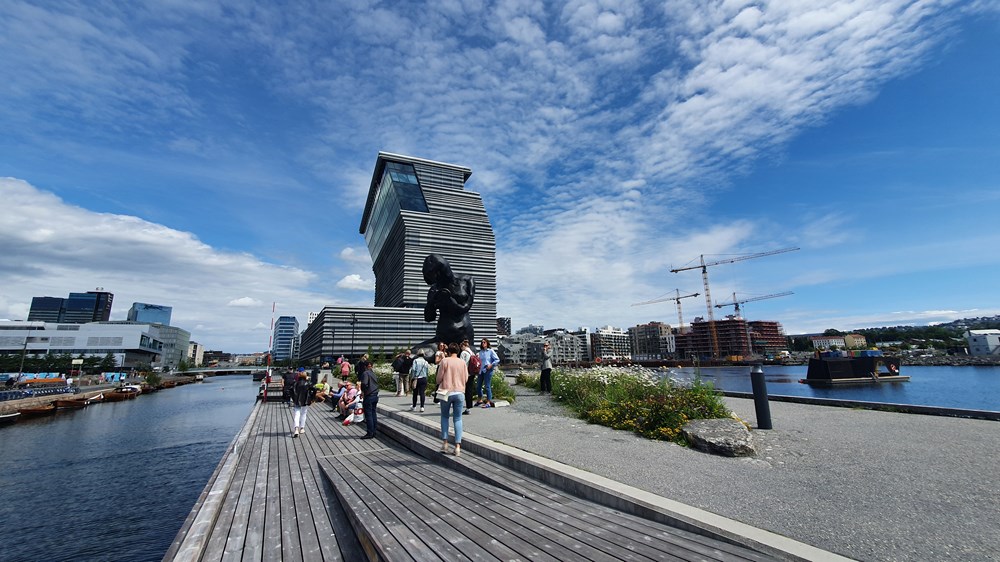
[436,387,1000,561]
[167,396,843,561]
[166,382,999,561]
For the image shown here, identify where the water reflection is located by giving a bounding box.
[0,376,257,562]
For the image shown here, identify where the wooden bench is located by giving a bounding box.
[318,415,774,561]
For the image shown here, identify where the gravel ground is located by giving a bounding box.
[385,380,1000,561]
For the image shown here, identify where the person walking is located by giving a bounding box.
[291,368,314,438]
[476,338,500,408]
[409,350,429,412]
[437,343,467,457]
[339,358,350,381]
[540,342,553,393]
[358,360,380,439]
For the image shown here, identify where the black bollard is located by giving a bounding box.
[750,364,772,429]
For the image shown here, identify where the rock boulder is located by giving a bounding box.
[682,418,756,457]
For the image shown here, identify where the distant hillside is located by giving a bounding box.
[787,316,1000,351]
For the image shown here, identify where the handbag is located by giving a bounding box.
[411,378,418,390]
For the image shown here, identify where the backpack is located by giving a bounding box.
[391,356,405,372]
[468,353,482,376]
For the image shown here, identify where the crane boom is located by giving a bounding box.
[632,290,699,333]
[669,248,799,358]
[715,291,794,311]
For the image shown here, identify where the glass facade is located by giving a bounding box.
[365,162,429,259]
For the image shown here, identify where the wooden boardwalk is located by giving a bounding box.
[166,400,780,561]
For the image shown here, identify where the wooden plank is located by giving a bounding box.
[415,454,645,562]
[379,418,768,561]
[319,457,419,562]
[276,404,304,561]
[285,407,331,561]
[240,397,274,562]
[262,402,285,562]
[335,449,507,562]
[344,449,544,560]
[219,400,273,562]
[200,402,266,561]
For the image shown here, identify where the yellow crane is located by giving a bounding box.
[631,289,700,334]
[670,248,799,358]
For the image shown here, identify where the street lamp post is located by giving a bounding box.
[350,313,357,361]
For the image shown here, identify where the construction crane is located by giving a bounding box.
[714,291,793,358]
[670,247,799,358]
[714,291,794,318]
[631,289,700,333]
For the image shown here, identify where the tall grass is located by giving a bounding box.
[521,367,729,444]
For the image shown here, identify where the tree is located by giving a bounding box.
[177,359,190,372]
[823,329,843,336]
[99,352,117,372]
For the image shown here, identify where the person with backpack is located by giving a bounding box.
[476,338,500,408]
[291,368,315,438]
[409,350,430,412]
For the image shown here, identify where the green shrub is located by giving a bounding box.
[553,367,730,445]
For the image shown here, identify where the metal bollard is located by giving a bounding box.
[750,364,772,429]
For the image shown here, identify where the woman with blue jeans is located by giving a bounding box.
[437,343,467,457]
[476,338,500,407]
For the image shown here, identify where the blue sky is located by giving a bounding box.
[2,1,998,353]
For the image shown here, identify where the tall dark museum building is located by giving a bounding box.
[300,152,497,362]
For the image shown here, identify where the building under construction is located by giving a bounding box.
[677,317,787,360]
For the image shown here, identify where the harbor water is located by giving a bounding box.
[671,365,1000,412]
[1,367,998,561]
[0,376,257,562]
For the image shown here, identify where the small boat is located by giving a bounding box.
[159,380,177,389]
[18,403,57,416]
[53,398,89,410]
[85,393,105,404]
[0,412,20,425]
[194,374,205,382]
[104,386,141,401]
[801,350,908,386]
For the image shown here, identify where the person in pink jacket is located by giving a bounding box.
[436,343,468,457]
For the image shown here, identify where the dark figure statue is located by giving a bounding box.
[421,253,475,351]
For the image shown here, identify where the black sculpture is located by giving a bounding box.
[422,253,475,348]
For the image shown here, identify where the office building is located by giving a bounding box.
[27,289,114,324]
[300,153,498,362]
[188,341,204,366]
[0,320,161,369]
[272,316,299,362]
[497,317,511,336]
[127,302,173,325]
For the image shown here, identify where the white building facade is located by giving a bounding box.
[966,329,1000,356]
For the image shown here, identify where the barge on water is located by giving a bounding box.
[801,349,908,386]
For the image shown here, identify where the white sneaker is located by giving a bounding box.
[420,407,425,412]
[409,406,415,411]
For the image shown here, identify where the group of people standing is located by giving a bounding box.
[284,337,507,456]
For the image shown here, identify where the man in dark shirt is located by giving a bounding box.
[358,360,379,439]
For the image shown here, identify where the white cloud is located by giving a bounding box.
[336,274,374,292]
[0,178,333,352]
[339,247,372,264]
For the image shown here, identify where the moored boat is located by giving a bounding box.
[18,403,57,416]
[801,350,908,386]
[0,412,20,425]
[103,386,141,401]
[53,398,89,410]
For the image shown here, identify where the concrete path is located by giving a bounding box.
[381,387,1000,561]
